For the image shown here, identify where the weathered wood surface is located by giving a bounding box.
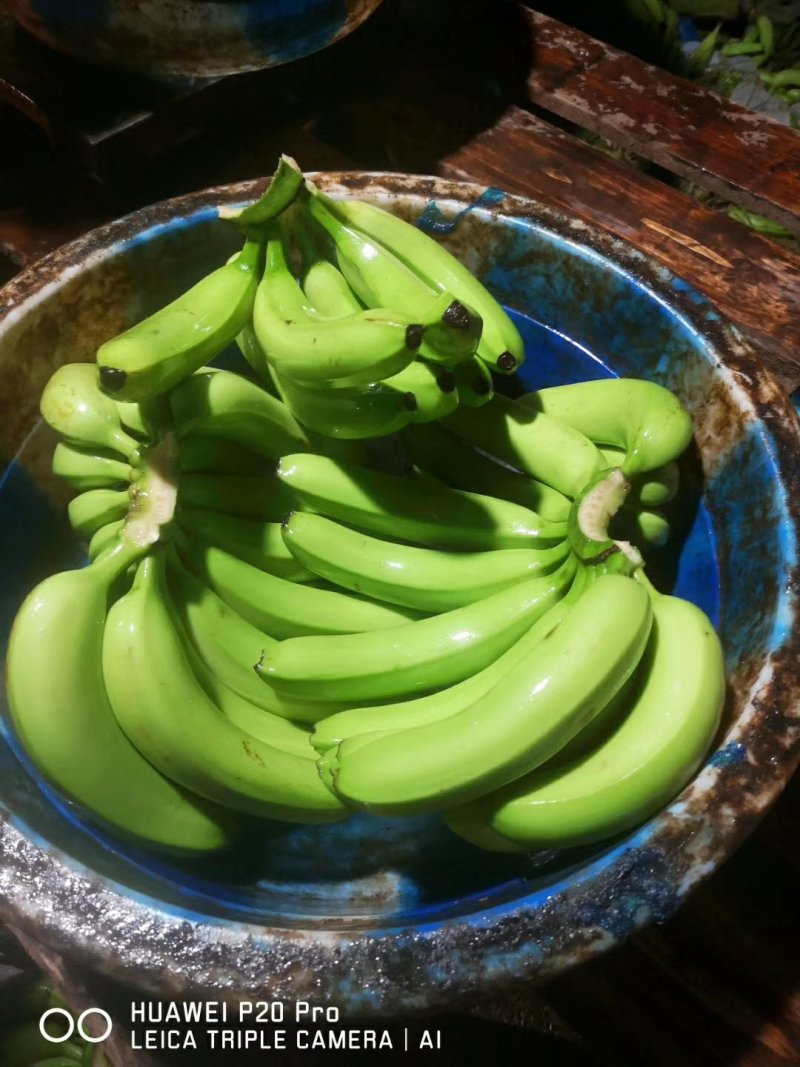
[441,105,800,392]
[521,7,800,237]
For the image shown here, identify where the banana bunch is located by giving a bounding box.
[252,432,722,847]
[7,153,725,857]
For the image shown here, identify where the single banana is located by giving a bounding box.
[68,488,130,539]
[6,539,230,850]
[177,507,313,580]
[165,553,333,726]
[445,394,605,499]
[260,558,575,704]
[403,422,571,523]
[87,518,126,561]
[235,318,272,385]
[319,574,652,815]
[52,442,132,491]
[315,191,524,373]
[283,511,568,612]
[102,553,345,822]
[96,236,262,401]
[40,363,141,461]
[252,235,422,384]
[398,359,459,423]
[113,397,163,441]
[302,258,363,317]
[447,579,723,850]
[180,538,423,639]
[177,472,293,521]
[169,368,310,458]
[277,453,565,550]
[177,434,266,475]
[276,358,458,436]
[599,446,679,507]
[520,379,693,475]
[303,197,482,366]
[166,550,326,725]
[453,355,493,407]
[272,369,417,439]
[311,598,572,753]
[612,507,671,550]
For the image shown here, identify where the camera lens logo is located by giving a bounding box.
[40,1007,113,1044]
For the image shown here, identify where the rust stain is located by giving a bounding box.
[641,219,734,268]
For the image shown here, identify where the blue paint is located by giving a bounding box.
[709,741,747,768]
[119,207,221,252]
[416,188,506,237]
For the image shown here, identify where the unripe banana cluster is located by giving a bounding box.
[6,158,725,856]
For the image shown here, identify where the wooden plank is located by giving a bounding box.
[521,8,800,237]
[440,106,800,392]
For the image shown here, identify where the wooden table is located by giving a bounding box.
[2,3,799,1063]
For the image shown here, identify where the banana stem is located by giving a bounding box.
[569,468,643,571]
[123,432,179,549]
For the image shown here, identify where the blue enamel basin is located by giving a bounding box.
[0,174,798,1014]
[5,0,383,77]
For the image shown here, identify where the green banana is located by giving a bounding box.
[311,597,572,753]
[220,152,305,228]
[445,394,605,499]
[303,197,482,365]
[316,192,524,373]
[277,453,565,550]
[113,397,159,441]
[102,553,345,822]
[52,442,132,491]
[275,358,458,437]
[397,359,459,423]
[180,538,423,639]
[68,488,130,539]
[169,369,310,458]
[447,579,723,850]
[302,258,363,317]
[6,539,230,850]
[252,235,422,384]
[177,507,313,580]
[178,472,293,521]
[165,552,337,723]
[235,318,271,384]
[283,511,568,611]
[402,422,572,523]
[272,369,417,439]
[177,434,266,475]
[599,446,679,507]
[96,236,262,401]
[319,574,652,815]
[612,507,671,550]
[260,558,575,704]
[453,355,493,407]
[40,363,141,461]
[192,665,317,761]
[87,518,126,561]
[520,379,693,475]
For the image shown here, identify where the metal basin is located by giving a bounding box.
[6,1,384,77]
[0,173,798,1015]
